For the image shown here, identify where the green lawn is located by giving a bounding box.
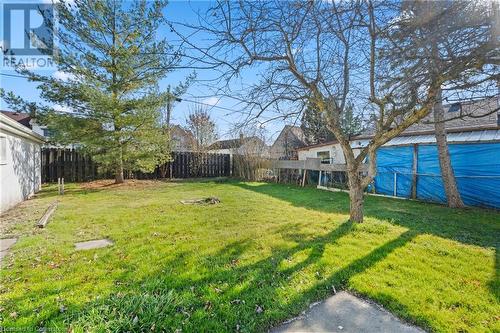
[1,180,499,332]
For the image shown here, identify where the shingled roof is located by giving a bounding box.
[296,97,499,151]
[0,111,32,129]
[208,136,263,150]
[404,97,499,133]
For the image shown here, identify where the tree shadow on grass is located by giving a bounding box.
[43,221,426,332]
[234,182,499,248]
[5,182,499,332]
[234,182,500,304]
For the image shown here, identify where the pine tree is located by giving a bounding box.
[2,0,190,183]
[300,102,334,144]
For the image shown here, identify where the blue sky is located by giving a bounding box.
[0,0,290,143]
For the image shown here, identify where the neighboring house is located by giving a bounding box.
[0,110,49,137]
[298,97,500,163]
[0,110,79,149]
[208,134,269,157]
[0,112,45,213]
[296,97,500,208]
[269,125,307,160]
[170,125,195,152]
[404,97,499,133]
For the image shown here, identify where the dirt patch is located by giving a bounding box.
[80,179,179,190]
[0,196,54,238]
[180,197,221,205]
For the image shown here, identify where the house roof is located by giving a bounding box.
[285,125,306,142]
[170,125,194,140]
[0,112,45,143]
[271,125,307,148]
[379,129,500,146]
[208,136,263,150]
[297,125,500,151]
[297,97,499,151]
[0,110,32,129]
[405,97,499,133]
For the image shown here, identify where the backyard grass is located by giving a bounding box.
[0,179,499,332]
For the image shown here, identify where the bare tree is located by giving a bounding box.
[186,104,218,151]
[174,1,498,222]
[387,0,499,208]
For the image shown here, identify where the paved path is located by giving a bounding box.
[0,238,17,262]
[75,239,113,250]
[271,291,424,333]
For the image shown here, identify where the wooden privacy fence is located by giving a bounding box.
[41,149,231,183]
[145,151,231,179]
[42,148,98,183]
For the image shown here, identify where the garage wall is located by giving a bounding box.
[0,119,43,213]
[298,143,363,164]
[298,143,345,163]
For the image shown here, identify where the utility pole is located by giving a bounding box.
[166,86,172,128]
[165,86,182,128]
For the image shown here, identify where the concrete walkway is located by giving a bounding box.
[0,238,17,262]
[271,291,424,333]
[75,239,113,250]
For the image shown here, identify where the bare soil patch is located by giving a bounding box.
[180,197,221,205]
[79,179,179,190]
[0,196,54,238]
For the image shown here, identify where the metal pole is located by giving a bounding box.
[393,172,397,196]
[318,170,322,187]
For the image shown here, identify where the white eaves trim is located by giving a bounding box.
[350,129,500,149]
[0,113,46,144]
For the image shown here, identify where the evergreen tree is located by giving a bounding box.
[2,0,190,183]
[301,101,362,144]
[300,102,334,144]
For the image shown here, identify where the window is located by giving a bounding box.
[0,137,7,165]
[448,103,461,113]
[43,128,53,137]
[317,151,330,164]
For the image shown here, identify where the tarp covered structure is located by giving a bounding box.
[374,142,500,209]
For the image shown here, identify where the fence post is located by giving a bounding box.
[411,144,418,199]
[393,172,397,196]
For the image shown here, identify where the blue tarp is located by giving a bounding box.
[374,146,414,198]
[373,143,500,209]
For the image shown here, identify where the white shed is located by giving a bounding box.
[0,112,45,213]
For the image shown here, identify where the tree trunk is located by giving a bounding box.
[115,146,124,184]
[433,87,464,208]
[347,167,364,223]
[115,161,124,183]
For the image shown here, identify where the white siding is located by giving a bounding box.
[297,142,363,163]
[0,115,43,213]
[298,143,345,163]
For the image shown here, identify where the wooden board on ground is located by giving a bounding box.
[36,201,58,228]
